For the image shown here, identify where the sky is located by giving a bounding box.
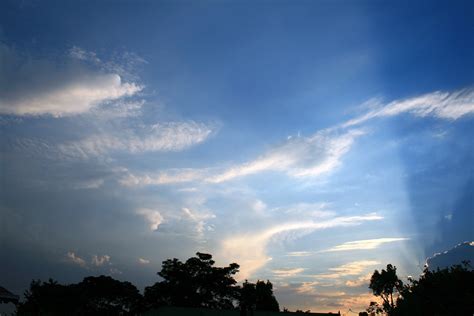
[1,0,473,313]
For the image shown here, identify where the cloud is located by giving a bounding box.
[343,88,474,127]
[286,251,313,257]
[323,237,409,252]
[181,207,216,236]
[91,254,111,267]
[59,121,214,159]
[426,241,474,270]
[136,208,164,231]
[0,43,142,116]
[208,129,365,183]
[120,168,207,186]
[345,273,372,287]
[219,213,383,280]
[66,252,87,267]
[273,268,305,277]
[317,260,380,279]
[138,258,151,264]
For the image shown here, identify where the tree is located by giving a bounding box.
[144,252,240,310]
[393,262,474,316]
[369,264,403,315]
[368,262,474,316]
[17,276,142,315]
[239,280,279,312]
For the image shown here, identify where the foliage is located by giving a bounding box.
[239,280,280,312]
[393,262,474,316]
[368,262,474,316]
[369,264,403,314]
[144,252,240,310]
[16,276,142,315]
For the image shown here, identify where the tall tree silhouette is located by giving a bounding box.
[144,252,240,309]
[369,264,403,315]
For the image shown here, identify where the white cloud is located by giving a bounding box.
[59,121,214,158]
[138,258,151,264]
[343,88,474,128]
[286,251,313,257]
[120,168,207,186]
[136,208,164,231]
[182,207,216,236]
[219,213,383,280]
[323,237,409,252]
[273,268,305,277]
[208,129,365,183]
[0,43,142,116]
[317,260,380,279]
[66,252,87,267]
[91,254,111,266]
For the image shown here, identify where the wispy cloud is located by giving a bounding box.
[181,207,216,236]
[317,260,380,279]
[323,237,409,252]
[286,251,313,257]
[273,268,305,277]
[219,213,383,280]
[59,121,214,159]
[208,129,365,183]
[345,273,372,287]
[138,258,151,264]
[342,88,474,128]
[0,43,142,117]
[136,208,164,231]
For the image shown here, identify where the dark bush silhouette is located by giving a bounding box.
[144,252,240,310]
[368,262,474,316]
[17,276,142,315]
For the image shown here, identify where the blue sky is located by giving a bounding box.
[1,0,473,313]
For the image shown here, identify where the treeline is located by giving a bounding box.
[365,261,474,316]
[16,252,279,315]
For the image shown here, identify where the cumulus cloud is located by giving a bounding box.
[0,43,142,116]
[66,252,87,267]
[136,208,164,231]
[219,213,383,280]
[323,237,409,252]
[426,241,474,270]
[343,88,474,128]
[91,254,111,267]
[59,121,214,159]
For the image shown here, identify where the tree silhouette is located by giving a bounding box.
[393,262,474,316]
[17,276,142,315]
[368,262,474,316]
[369,264,403,314]
[239,280,279,312]
[144,252,240,310]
